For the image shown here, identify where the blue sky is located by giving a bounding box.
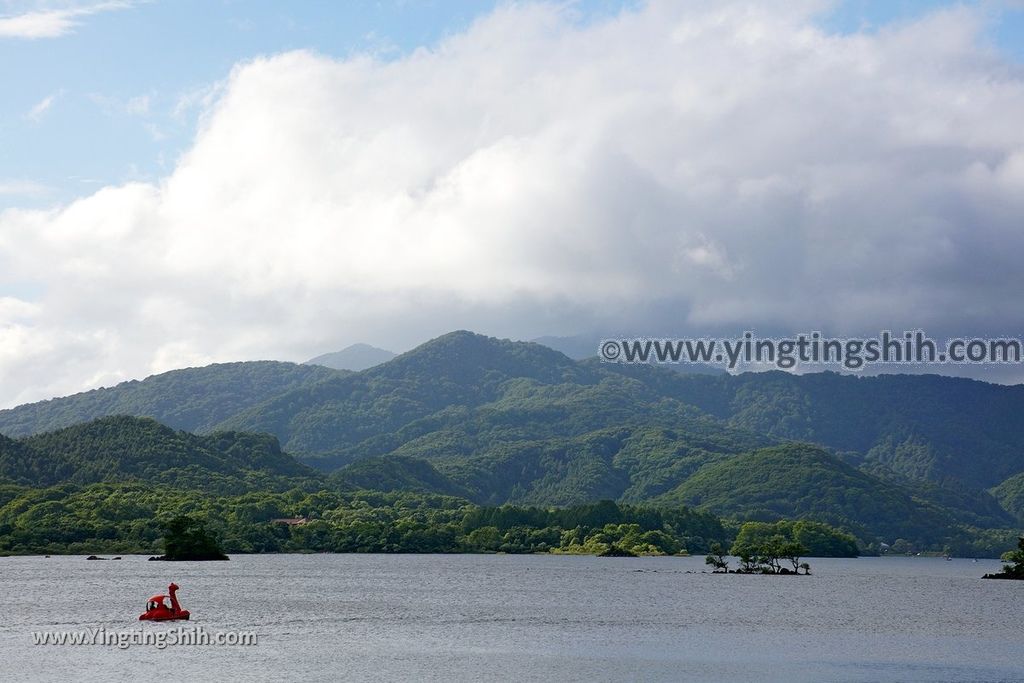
[0,0,637,206]
[1,0,1022,209]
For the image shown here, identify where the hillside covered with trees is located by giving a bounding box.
[0,361,340,437]
[1,331,1022,557]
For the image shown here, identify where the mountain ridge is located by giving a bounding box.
[1,330,1022,547]
[0,361,340,438]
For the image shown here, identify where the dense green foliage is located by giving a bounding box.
[0,484,466,555]
[330,455,471,498]
[461,499,727,554]
[730,534,810,575]
[637,368,1024,491]
[0,361,339,437]
[652,444,1010,553]
[991,473,1024,521]
[156,515,228,561]
[0,486,734,557]
[0,433,42,486]
[983,537,1024,580]
[0,416,321,495]
[730,520,858,558]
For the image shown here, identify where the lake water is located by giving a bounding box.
[0,554,1021,682]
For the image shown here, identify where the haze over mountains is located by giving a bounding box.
[0,362,340,438]
[305,344,397,372]
[1,330,1023,552]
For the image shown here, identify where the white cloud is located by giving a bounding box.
[24,89,61,121]
[0,1,133,39]
[2,1,1024,408]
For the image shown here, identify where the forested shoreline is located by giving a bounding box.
[0,487,864,558]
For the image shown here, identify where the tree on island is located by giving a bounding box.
[150,515,229,561]
[983,537,1024,580]
[730,534,810,575]
[705,542,729,572]
[782,540,808,574]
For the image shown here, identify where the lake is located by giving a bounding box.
[0,554,1021,682]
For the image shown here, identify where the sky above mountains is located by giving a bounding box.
[2,0,1024,408]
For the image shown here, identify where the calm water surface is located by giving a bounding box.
[0,554,1021,682]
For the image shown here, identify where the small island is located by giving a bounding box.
[149,515,229,561]
[705,524,824,575]
[982,537,1024,580]
[705,542,811,575]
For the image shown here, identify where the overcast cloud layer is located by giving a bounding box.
[2,1,1024,407]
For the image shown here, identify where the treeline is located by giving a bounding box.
[0,483,861,558]
[732,520,859,558]
[461,500,727,555]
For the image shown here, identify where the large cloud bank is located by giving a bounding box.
[2,1,1024,407]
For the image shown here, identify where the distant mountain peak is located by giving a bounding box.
[305,343,397,371]
[377,331,580,380]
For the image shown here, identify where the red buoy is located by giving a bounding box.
[138,582,191,621]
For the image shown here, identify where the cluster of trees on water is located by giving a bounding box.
[151,515,229,561]
[0,483,866,558]
[983,537,1024,580]
[704,520,858,574]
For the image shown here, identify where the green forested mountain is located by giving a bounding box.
[1,415,321,495]
[992,472,1024,520]
[210,333,1024,523]
[198,334,1024,498]
[390,423,765,507]
[651,444,993,543]
[0,433,44,487]
[0,361,340,438]
[1,330,1022,555]
[215,332,777,508]
[331,455,472,498]
[217,332,771,468]
[629,369,1024,491]
[216,331,605,459]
